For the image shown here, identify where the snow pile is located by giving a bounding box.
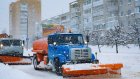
[0,63,34,79]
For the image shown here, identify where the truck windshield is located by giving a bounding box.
[56,34,84,45]
[1,39,22,46]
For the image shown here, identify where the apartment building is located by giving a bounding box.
[82,0,140,32]
[42,0,140,34]
[9,0,41,47]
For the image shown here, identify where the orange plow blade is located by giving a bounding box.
[62,63,123,77]
[0,55,32,65]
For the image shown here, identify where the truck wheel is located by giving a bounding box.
[0,59,3,63]
[54,58,63,76]
[92,59,99,64]
[33,56,39,70]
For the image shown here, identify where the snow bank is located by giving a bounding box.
[0,63,34,79]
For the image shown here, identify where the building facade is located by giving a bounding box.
[9,0,41,48]
[81,0,140,33]
[42,12,71,32]
[42,0,140,34]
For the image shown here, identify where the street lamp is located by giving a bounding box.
[26,11,29,50]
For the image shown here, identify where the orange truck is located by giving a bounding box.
[32,25,123,77]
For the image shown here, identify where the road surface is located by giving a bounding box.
[11,65,63,79]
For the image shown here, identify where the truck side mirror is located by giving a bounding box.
[23,40,25,45]
[86,35,89,42]
[22,40,25,46]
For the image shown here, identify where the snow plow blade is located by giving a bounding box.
[62,63,123,77]
[0,55,32,65]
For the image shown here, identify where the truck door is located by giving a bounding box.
[48,36,56,60]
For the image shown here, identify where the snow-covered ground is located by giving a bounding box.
[0,44,140,79]
[0,63,34,79]
[90,45,140,79]
[23,48,34,56]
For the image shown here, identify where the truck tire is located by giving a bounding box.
[33,55,39,70]
[92,59,99,64]
[54,58,63,76]
[0,59,3,63]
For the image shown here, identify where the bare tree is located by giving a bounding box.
[129,18,140,48]
[91,31,104,53]
[105,26,128,53]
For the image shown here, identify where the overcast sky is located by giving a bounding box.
[0,0,75,34]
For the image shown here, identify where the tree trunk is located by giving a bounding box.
[115,40,119,53]
[97,44,101,53]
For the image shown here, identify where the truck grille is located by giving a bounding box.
[71,48,91,61]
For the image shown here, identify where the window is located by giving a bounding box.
[71,3,78,8]
[61,16,66,21]
[120,11,123,16]
[135,6,140,13]
[93,5,103,12]
[84,8,91,14]
[139,7,140,12]
[84,0,91,5]
[120,0,123,5]
[52,34,84,45]
[128,10,131,15]
[20,3,28,11]
[93,0,100,2]
[128,0,131,3]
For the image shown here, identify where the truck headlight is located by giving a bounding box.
[0,44,3,48]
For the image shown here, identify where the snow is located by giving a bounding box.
[0,63,34,79]
[63,63,95,70]
[0,44,140,79]
[89,44,140,79]
[89,44,140,54]
[23,48,34,56]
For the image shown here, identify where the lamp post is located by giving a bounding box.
[26,11,29,50]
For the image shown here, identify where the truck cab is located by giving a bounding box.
[0,38,24,56]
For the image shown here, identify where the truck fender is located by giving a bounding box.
[91,53,95,61]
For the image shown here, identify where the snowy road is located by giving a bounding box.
[11,65,63,79]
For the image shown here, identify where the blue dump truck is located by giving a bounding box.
[32,33,123,77]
